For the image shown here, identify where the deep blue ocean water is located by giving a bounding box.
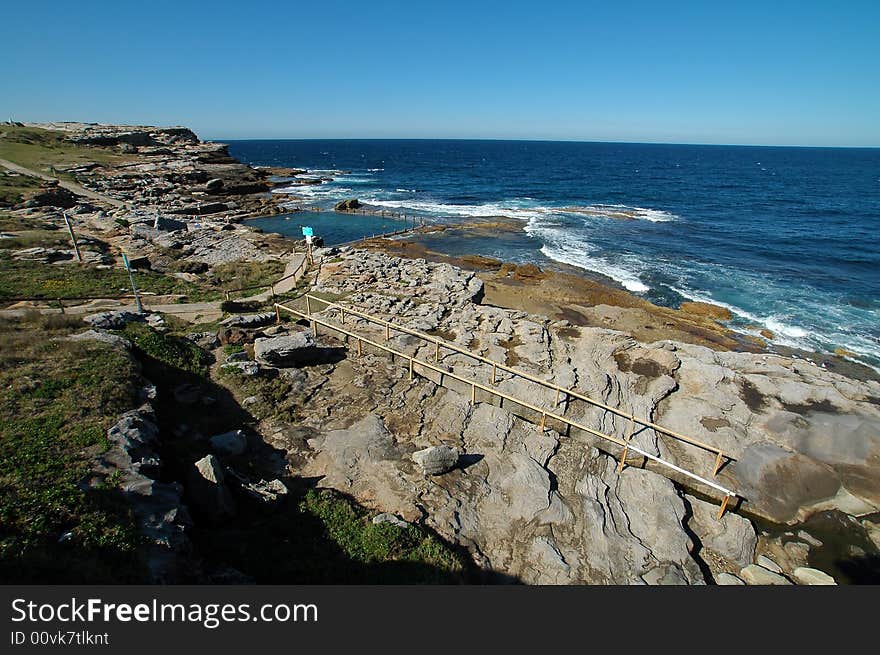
[229,139,880,369]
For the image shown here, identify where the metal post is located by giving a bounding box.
[63,212,82,262]
[122,253,143,313]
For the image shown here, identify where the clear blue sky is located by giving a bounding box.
[2,1,878,146]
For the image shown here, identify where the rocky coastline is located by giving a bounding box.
[2,122,878,585]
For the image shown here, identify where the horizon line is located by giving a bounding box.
[209,135,880,150]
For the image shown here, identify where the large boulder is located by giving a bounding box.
[685,494,757,568]
[334,198,361,211]
[221,313,275,329]
[83,310,145,330]
[254,331,317,367]
[739,564,792,585]
[792,567,836,585]
[412,445,459,475]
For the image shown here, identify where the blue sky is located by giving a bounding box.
[2,1,878,146]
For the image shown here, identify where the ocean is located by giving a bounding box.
[227,139,880,370]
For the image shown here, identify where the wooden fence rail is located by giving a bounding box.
[302,294,730,467]
[275,299,737,518]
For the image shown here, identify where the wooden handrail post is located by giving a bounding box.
[471,383,476,404]
[618,416,636,474]
[306,295,311,316]
[713,451,724,477]
[717,494,731,519]
[312,320,317,337]
[492,363,496,384]
[554,387,560,407]
[435,342,440,362]
[275,304,281,324]
[357,338,362,357]
[341,309,345,324]
[540,412,546,432]
[385,325,390,341]
[409,357,414,380]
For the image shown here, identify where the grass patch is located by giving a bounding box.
[0,126,135,179]
[0,229,70,250]
[0,212,60,232]
[301,489,466,577]
[210,260,286,293]
[0,313,147,582]
[0,170,43,207]
[0,255,220,302]
[121,322,211,376]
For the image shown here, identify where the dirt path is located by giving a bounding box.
[0,157,125,208]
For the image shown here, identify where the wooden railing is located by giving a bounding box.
[275,296,738,518]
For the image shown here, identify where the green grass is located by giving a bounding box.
[211,260,286,292]
[0,126,136,179]
[301,489,466,575]
[121,322,211,376]
[0,313,147,583]
[0,229,70,250]
[0,170,43,207]
[0,255,221,302]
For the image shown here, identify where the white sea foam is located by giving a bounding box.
[539,244,650,293]
[359,196,680,225]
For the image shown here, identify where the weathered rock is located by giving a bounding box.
[83,310,144,330]
[334,198,360,211]
[686,494,757,568]
[756,554,784,573]
[792,567,836,585]
[209,430,248,456]
[221,312,275,328]
[67,329,131,349]
[218,328,251,346]
[254,331,317,367]
[412,445,460,475]
[739,564,792,585]
[188,455,236,521]
[206,178,224,192]
[372,513,410,529]
[716,572,746,585]
[679,301,733,321]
